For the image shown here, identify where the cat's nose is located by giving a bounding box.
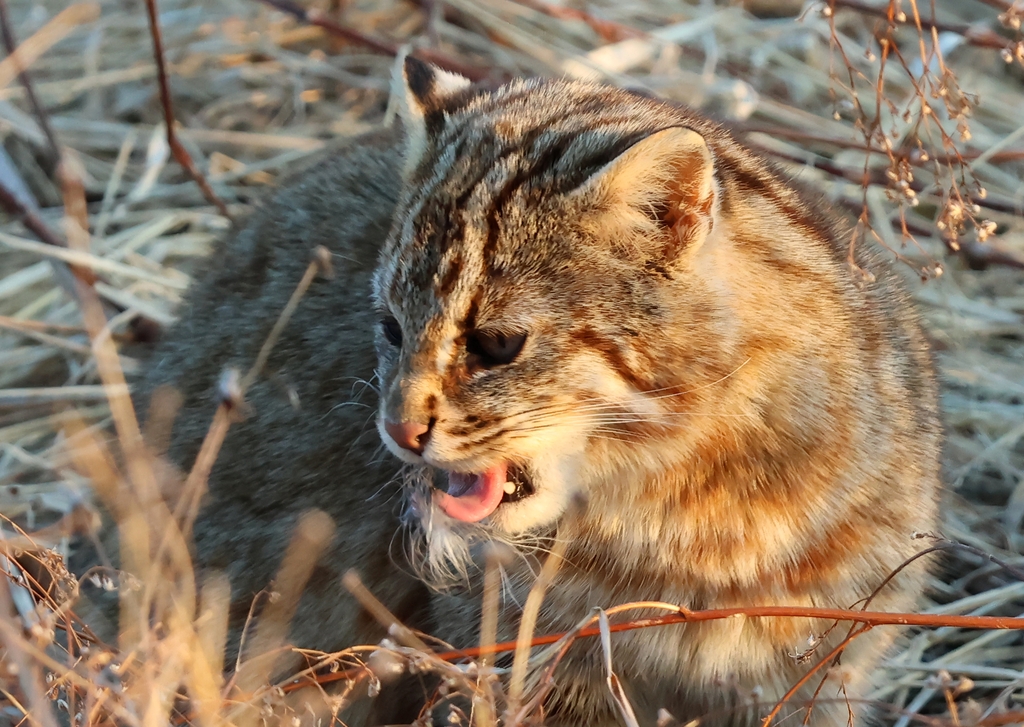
[384,420,432,454]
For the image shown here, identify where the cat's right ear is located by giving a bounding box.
[577,127,718,262]
[393,55,471,177]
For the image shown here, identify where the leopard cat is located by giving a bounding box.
[87,58,941,726]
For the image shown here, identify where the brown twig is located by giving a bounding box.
[740,125,1024,166]
[509,0,643,42]
[178,247,331,528]
[974,0,1016,12]
[144,0,232,219]
[255,0,496,82]
[0,0,59,170]
[761,625,872,727]
[964,711,1024,727]
[0,181,95,286]
[448,604,1024,659]
[0,569,61,727]
[0,0,79,255]
[302,600,1024,694]
[831,0,1014,50]
[755,143,1022,217]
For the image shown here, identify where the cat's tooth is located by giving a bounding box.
[503,481,516,495]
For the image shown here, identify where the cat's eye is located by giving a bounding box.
[465,330,527,368]
[381,317,403,347]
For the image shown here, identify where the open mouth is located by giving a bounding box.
[435,463,535,523]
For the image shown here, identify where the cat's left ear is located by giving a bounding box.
[582,127,718,258]
[394,56,471,176]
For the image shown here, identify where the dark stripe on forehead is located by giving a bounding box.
[435,251,462,297]
[405,120,481,202]
[539,128,654,196]
[477,83,551,119]
[396,124,505,301]
[474,125,656,274]
[424,132,545,300]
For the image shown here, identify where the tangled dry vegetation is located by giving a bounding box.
[0,0,1023,724]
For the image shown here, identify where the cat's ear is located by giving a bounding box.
[401,56,471,116]
[583,127,718,257]
[394,56,471,175]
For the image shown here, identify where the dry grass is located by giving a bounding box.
[0,0,1023,724]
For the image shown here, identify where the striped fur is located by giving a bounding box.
[372,59,941,726]
[115,59,941,726]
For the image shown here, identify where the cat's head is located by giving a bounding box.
[372,59,730,572]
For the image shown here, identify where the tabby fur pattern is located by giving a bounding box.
[109,58,941,726]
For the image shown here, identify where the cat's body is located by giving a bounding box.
[109,63,941,726]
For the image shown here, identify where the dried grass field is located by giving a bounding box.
[0,0,1023,724]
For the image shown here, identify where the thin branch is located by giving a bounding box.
[0,181,96,287]
[302,600,1024,694]
[255,0,498,82]
[144,0,232,219]
[754,143,1021,216]
[740,125,1024,166]
[0,0,59,169]
[833,0,1014,50]
[509,0,643,42]
[446,603,1024,660]
[964,0,1014,13]
[0,569,60,727]
[761,625,871,727]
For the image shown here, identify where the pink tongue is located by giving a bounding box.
[436,463,508,523]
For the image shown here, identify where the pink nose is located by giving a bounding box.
[384,420,431,454]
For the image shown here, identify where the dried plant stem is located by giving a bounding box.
[0,385,128,406]
[0,315,84,335]
[0,0,60,166]
[742,125,1024,166]
[0,3,99,92]
[970,711,1024,727]
[0,504,96,552]
[831,0,1012,51]
[478,548,501,669]
[234,510,336,697]
[254,0,497,82]
[240,247,330,391]
[173,246,330,532]
[472,548,503,727]
[758,144,1017,218]
[509,0,643,42]
[0,184,95,288]
[341,570,433,652]
[0,317,91,355]
[0,569,59,727]
[760,625,871,727]
[158,248,333,604]
[144,0,231,219]
[434,602,1024,664]
[505,536,567,715]
[177,405,233,532]
[295,599,1024,704]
